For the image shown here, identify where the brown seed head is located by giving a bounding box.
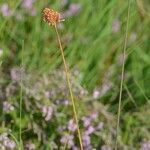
[43,8,61,26]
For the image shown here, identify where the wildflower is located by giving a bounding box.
[63,99,69,105]
[72,146,80,150]
[25,142,36,150]
[0,3,12,17]
[68,119,77,132]
[96,122,104,130]
[3,101,14,113]
[82,116,91,127]
[69,3,81,15]
[101,145,112,150]
[42,106,53,121]
[3,139,16,149]
[140,140,150,150]
[85,125,95,135]
[0,133,8,141]
[44,91,51,98]
[62,3,81,18]
[112,18,120,33]
[82,133,91,147]
[10,67,25,82]
[22,0,35,10]
[93,90,100,99]
[0,133,16,149]
[57,126,66,132]
[90,112,98,120]
[60,134,74,148]
[43,8,64,26]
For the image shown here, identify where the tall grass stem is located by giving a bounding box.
[54,24,83,150]
[19,41,24,150]
[115,0,131,149]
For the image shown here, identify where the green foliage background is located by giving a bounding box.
[0,0,150,149]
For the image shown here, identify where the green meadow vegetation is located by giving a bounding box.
[0,0,150,149]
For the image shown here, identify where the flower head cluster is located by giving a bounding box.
[0,3,12,17]
[0,133,16,149]
[3,101,14,113]
[60,134,74,149]
[42,106,53,121]
[43,8,61,26]
[25,142,36,150]
[22,0,35,10]
[141,140,150,150]
[21,0,36,16]
[61,3,81,18]
[68,119,77,132]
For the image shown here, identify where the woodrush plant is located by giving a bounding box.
[42,8,83,149]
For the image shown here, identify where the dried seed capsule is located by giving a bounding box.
[43,8,63,26]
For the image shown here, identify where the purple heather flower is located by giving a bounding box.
[0,133,8,141]
[101,145,112,150]
[0,133,16,150]
[82,116,91,127]
[69,3,81,15]
[85,125,95,135]
[21,0,36,16]
[68,119,77,132]
[62,3,81,18]
[44,91,51,98]
[3,101,14,113]
[82,133,91,147]
[140,141,150,150]
[96,122,104,130]
[112,18,120,33]
[60,134,74,148]
[57,125,66,132]
[42,106,53,121]
[10,68,24,82]
[3,139,16,149]
[0,3,12,17]
[90,112,98,120]
[93,90,100,99]
[25,142,36,150]
[72,146,80,150]
[22,0,35,10]
[63,99,69,105]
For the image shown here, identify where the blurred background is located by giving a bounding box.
[0,0,150,149]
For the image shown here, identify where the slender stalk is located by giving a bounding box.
[54,24,83,150]
[115,0,131,149]
[19,41,24,150]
